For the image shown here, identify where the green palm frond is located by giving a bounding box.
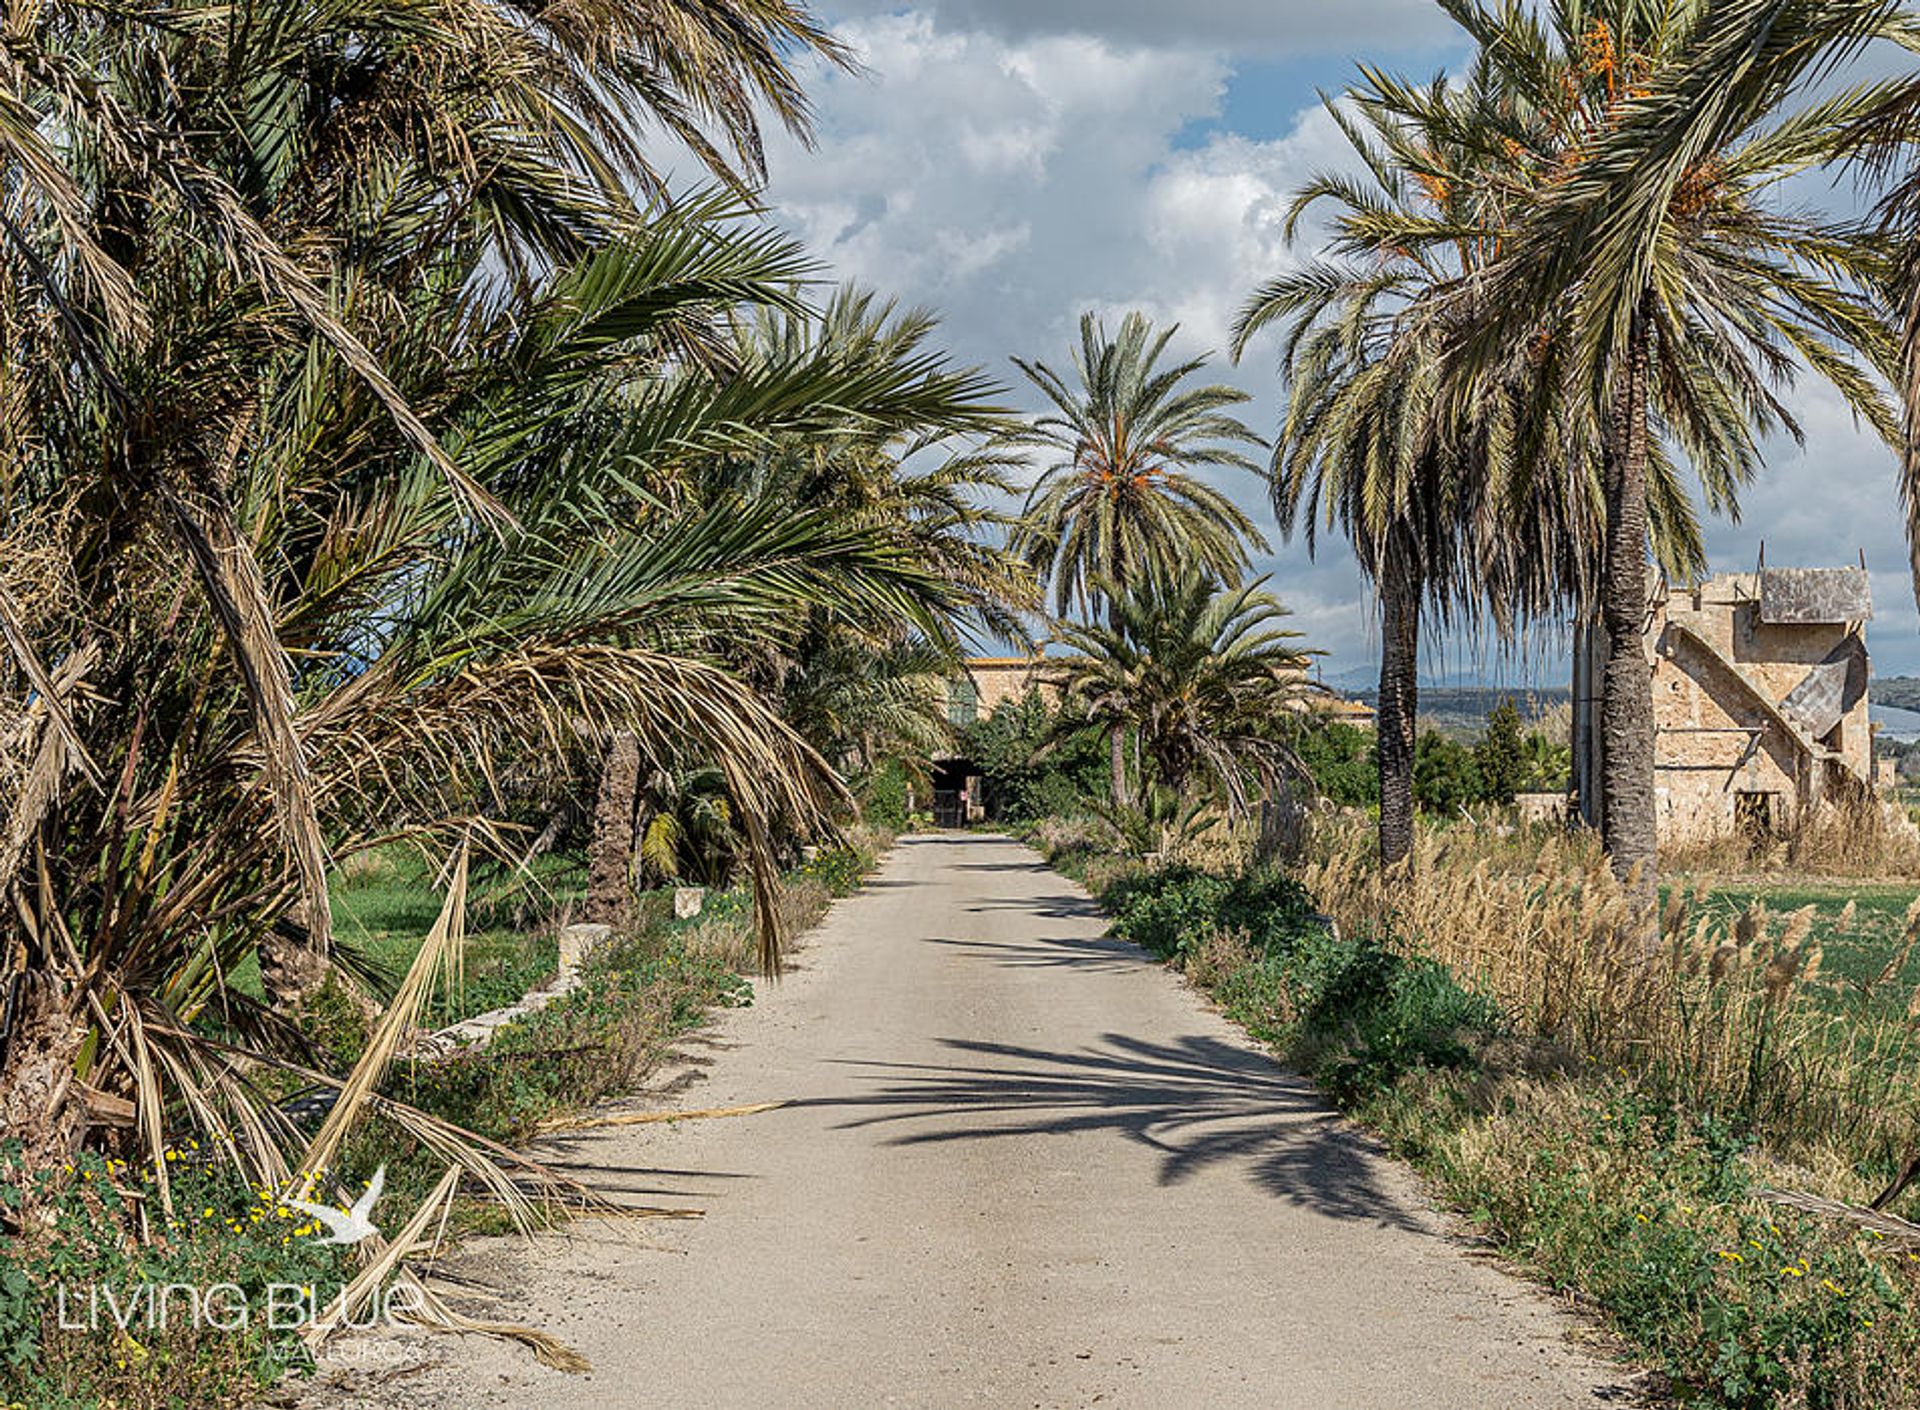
[1010,311,1269,622]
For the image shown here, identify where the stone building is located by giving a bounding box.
[944,656,1062,726]
[1571,566,1875,841]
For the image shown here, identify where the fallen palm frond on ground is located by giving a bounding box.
[537,1100,788,1134]
[1,837,879,1403]
[1761,1188,1920,1249]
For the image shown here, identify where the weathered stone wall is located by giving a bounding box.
[1648,573,1872,840]
[964,657,1061,717]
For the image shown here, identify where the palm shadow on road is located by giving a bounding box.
[922,934,1148,974]
[803,1033,1425,1230]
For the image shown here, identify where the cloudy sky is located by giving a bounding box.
[747,1,1916,686]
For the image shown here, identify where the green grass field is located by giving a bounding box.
[332,848,581,1026]
[221,848,582,1027]
[1679,877,1920,1027]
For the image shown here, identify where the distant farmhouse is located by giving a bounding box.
[943,656,1374,730]
[932,655,1373,826]
[1571,564,1877,842]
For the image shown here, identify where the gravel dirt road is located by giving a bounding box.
[308,833,1640,1409]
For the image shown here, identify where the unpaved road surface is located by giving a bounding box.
[310,834,1639,1409]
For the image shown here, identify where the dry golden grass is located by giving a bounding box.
[1160,813,1256,872]
[1301,817,1920,1174]
[1661,795,1920,879]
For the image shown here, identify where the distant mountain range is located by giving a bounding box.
[1317,675,1920,739]
[1314,665,1556,694]
[1347,685,1572,738]
[1875,677,1920,715]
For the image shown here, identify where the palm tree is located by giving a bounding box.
[1051,569,1311,819]
[1443,0,1899,909]
[1010,311,1269,804]
[1235,54,1736,866]
[0,0,1009,1197]
[0,0,853,1014]
[576,288,1023,924]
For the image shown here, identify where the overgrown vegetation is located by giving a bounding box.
[0,837,878,1407]
[0,0,1027,1389]
[1292,700,1569,817]
[956,696,1109,824]
[1033,814,1920,1408]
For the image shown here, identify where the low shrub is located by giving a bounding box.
[1102,863,1495,1099]
[856,762,913,832]
[797,843,872,897]
[1,1147,349,1409]
[1368,1074,1920,1410]
[1106,865,1320,961]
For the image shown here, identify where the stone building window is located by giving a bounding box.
[947,676,979,726]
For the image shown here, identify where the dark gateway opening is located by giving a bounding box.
[930,757,981,828]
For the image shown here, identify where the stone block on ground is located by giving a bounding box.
[558,922,613,981]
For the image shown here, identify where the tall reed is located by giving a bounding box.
[1301,819,1920,1179]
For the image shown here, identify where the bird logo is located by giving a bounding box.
[286,1166,385,1246]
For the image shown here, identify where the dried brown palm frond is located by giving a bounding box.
[162,483,335,994]
[1761,1186,1920,1248]
[303,1168,591,1372]
[0,640,98,888]
[299,844,471,1187]
[0,583,99,791]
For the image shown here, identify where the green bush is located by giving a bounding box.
[856,761,912,832]
[1106,866,1319,959]
[1100,862,1497,1105]
[1106,867,1235,956]
[1103,864,1493,1098]
[798,844,869,896]
[1295,720,1378,806]
[1473,700,1528,806]
[960,697,1108,823]
[1414,732,1483,814]
[1290,931,1498,1102]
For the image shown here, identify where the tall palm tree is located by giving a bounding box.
[1442,0,1899,909]
[577,288,1024,923]
[1474,0,1896,906]
[1522,1,1920,597]
[0,0,987,1189]
[1051,569,1311,816]
[1010,311,1269,803]
[1234,66,1709,866]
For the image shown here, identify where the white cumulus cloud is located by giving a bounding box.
[821,0,1453,55]
[756,8,1920,680]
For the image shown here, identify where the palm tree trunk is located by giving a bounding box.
[1600,294,1658,919]
[586,732,642,925]
[1377,526,1421,867]
[0,972,87,1178]
[1104,593,1131,808]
